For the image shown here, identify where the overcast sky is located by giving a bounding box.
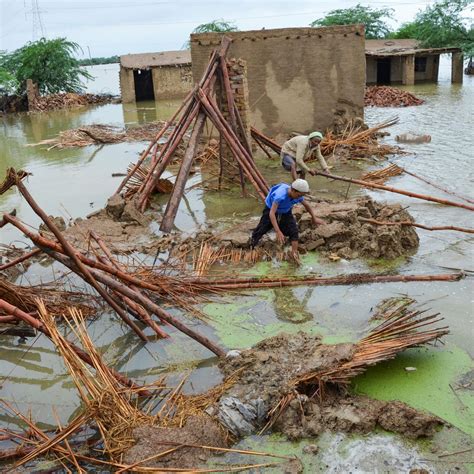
[1,0,472,57]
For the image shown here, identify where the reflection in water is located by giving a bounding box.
[273,287,314,324]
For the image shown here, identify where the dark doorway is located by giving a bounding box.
[133,69,155,101]
[377,58,391,84]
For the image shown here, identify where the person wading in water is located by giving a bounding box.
[250,179,325,263]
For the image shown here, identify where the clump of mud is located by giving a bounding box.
[60,196,161,254]
[218,332,442,440]
[123,415,228,469]
[212,197,419,260]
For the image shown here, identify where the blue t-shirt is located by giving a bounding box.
[265,183,304,214]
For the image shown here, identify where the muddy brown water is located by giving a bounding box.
[0,58,473,471]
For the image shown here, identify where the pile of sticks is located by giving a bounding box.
[115,36,269,232]
[0,168,225,357]
[29,92,115,112]
[0,279,97,319]
[365,85,424,107]
[251,117,402,161]
[28,122,171,149]
[361,163,404,184]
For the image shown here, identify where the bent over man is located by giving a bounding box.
[281,131,330,180]
[250,179,325,261]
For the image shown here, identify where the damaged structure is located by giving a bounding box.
[119,50,193,102]
[365,39,463,85]
[190,25,366,134]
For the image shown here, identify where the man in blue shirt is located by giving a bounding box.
[250,179,324,261]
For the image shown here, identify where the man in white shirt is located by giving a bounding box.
[281,131,330,180]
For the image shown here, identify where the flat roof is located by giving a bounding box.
[365,39,460,56]
[120,50,191,69]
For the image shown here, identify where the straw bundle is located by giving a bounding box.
[37,301,161,457]
[0,278,97,318]
[320,117,402,159]
[361,163,404,184]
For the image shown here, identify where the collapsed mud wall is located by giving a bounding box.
[191,25,365,135]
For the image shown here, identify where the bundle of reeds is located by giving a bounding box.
[10,305,291,472]
[0,278,97,318]
[361,163,404,184]
[321,116,402,159]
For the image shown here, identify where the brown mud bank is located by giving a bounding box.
[124,332,442,470]
[212,196,419,260]
[7,194,418,263]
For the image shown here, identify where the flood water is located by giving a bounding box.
[0,58,473,471]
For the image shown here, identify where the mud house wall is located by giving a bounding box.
[190,25,365,135]
[120,66,136,103]
[151,65,193,99]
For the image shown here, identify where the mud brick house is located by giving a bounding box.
[365,39,463,85]
[120,51,192,103]
[190,25,366,135]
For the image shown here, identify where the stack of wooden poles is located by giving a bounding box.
[0,168,225,359]
[115,36,269,232]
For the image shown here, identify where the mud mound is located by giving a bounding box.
[214,197,419,260]
[123,415,228,469]
[218,332,442,440]
[61,196,159,254]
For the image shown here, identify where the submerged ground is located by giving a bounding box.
[0,58,473,471]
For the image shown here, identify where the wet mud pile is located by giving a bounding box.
[123,416,229,469]
[60,195,159,254]
[215,197,419,260]
[218,332,442,440]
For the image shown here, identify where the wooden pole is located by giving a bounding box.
[89,231,169,338]
[2,179,149,343]
[160,111,207,232]
[43,249,226,357]
[315,170,474,211]
[0,248,41,272]
[186,272,463,289]
[395,165,474,205]
[359,217,474,234]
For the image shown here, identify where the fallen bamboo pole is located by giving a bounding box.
[359,217,474,234]
[186,272,463,289]
[9,172,148,342]
[0,298,145,391]
[2,215,223,355]
[43,249,226,357]
[315,170,474,211]
[251,127,282,154]
[0,248,41,272]
[394,165,474,205]
[160,111,207,232]
[89,231,169,338]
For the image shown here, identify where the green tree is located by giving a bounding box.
[310,4,394,39]
[183,19,239,49]
[0,66,18,94]
[392,0,474,57]
[0,38,92,95]
[192,19,238,34]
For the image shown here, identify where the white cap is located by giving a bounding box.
[291,179,310,193]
